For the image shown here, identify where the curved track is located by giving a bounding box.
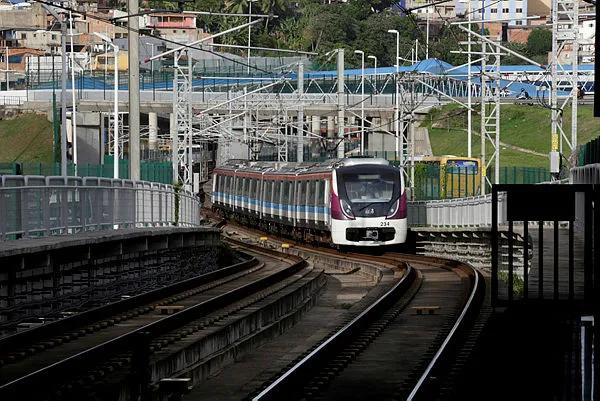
[0,243,309,401]
[222,223,485,401]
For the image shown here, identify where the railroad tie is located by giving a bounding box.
[412,305,441,315]
[155,305,185,315]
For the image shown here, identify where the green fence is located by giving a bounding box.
[578,136,600,166]
[413,165,550,201]
[0,159,173,185]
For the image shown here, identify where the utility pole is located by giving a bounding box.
[336,49,345,159]
[297,63,304,162]
[467,0,472,157]
[69,11,78,172]
[61,14,68,176]
[128,0,140,180]
[4,46,9,91]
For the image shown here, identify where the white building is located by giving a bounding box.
[455,0,528,26]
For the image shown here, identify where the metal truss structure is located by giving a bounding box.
[172,50,193,188]
[106,111,128,159]
[551,0,580,162]
[480,39,502,193]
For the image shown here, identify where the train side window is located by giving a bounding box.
[266,180,272,204]
[315,180,321,208]
[243,177,249,197]
[289,180,294,207]
[298,181,305,205]
[306,181,314,207]
[258,178,263,202]
[248,178,254,199]
[281,181,289,204]
[318,180,326,207]
[274,180,281,205]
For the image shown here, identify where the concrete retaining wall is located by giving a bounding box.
[0,228,221,330]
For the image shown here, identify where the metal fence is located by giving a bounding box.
[0,160,173,185]
[0,175,201,240]
[577,136,600,166]
[408,194,507,227]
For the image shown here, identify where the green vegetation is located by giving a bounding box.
[498,271,524,298]
[423,104,600,168]
[504,27,553,65]
[0,113,54,164]
[148,0,477,68]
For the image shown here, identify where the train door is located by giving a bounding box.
[256,174,265,217]
[293,178,300,225]
[324,179,331,227]
[280,180,288,222]
[310,180,318,225]
[248,178,255,214]
[242,177,249,211]
[287,179,295,223]
[273,180,281,220]
[232,174,239,209]
[226,175,233,207]
[212,174,218,204]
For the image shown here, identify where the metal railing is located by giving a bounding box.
[408,194,507,227]
[0,96,25,106]
[0,175,201,240]
[571,163,600,184]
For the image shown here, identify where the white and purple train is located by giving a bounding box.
[212,158,407,246]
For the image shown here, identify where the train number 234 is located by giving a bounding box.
[380,221,390,226]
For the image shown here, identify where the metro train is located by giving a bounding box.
[211,158,407,246]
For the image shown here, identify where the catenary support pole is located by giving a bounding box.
[297,63,304,162]
[337,49,345,159]
[60,15,68,176]
[128,0,140,180]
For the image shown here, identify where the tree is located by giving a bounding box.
[502,42,529,65]
[526,28,552,56]
[352,12,414,67]
[301,5,359,54]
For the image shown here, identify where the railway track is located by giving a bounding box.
[221,223,486,401]
[0,241,321,401]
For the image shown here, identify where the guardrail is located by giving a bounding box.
[0,175,201,240]
[0,96,25,106]
[571,163,600,184]
[408,194,506,227]
[570,164,600,232]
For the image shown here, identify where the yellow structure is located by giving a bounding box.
[92,51,129,72]
[416,156,481,198]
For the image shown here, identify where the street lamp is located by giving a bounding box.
[94,32,120,179]
[247,0,258,74]
[387,29,401,163]
[368,55,377,93]
[354,50,365,156]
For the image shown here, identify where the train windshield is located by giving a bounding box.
[338,169,398,203]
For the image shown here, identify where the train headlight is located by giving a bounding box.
[387,199,399,217]
[340,199,355,219]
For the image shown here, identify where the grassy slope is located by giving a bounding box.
[0,113,54,164]
[423,104,600,168]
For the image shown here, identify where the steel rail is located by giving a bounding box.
[0,253,256,349]
[0,249,306,400]
[406,263,484,400]
[251,264,415,401]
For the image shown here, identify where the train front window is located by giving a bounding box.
[340,172,396,203]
